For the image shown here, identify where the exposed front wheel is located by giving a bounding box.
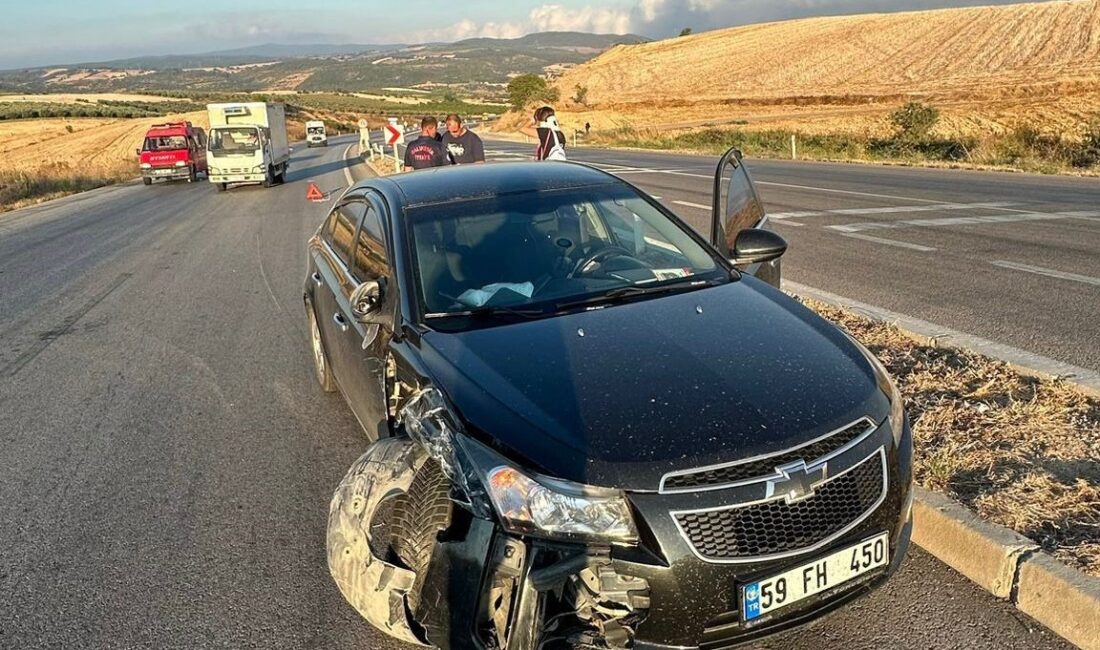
[390,458,453,610]
[216,182,227,192]
[307,303,336,392]
[262,167,274,188]
[142,177,152,186]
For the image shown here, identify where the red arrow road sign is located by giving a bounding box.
[385,123,402,146]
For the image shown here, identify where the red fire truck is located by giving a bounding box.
[137,122,208,185]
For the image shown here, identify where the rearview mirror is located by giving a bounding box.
[350,280,384,321]
[731,229,787,266]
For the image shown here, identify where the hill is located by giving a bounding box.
[537,0,1100,139]
[0,32,647,99]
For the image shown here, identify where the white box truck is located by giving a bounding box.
[305,120,328,147]
[206,102,290,191]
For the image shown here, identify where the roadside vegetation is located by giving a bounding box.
[0,98,202,120]
[805,298,1100,577]
[0,168,129,212]
[587,102,1100,174]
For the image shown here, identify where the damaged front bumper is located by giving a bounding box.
[327,416,912,649]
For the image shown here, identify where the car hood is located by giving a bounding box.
[418,278,890,492]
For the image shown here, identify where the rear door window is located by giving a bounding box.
[329,201,366,267]
[353,206,389,281]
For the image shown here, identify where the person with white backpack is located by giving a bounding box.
[521,106,567,161]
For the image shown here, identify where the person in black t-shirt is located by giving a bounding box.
[441,114,485,164]
[403,116,448,171]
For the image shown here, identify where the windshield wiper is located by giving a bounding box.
[556,278,719,311]
[425,304,547,321]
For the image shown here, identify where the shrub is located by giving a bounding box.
[891,102,940,142]
[571,85,589,106]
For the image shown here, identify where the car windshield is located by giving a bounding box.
[208,127,259,154]
[307,126,325,135]
[408,184,725,320]
[143,135,187,151]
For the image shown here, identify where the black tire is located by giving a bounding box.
[391,458,452,610]
[276,166,287,184]
[307,303,336,393]
[262,167,274,188]
[217,182,227,192]
[142,177,152,186]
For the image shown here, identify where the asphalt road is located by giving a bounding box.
[0,135,1076,649]
[485,138,1100,373]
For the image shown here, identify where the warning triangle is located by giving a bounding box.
[306,182,325,201]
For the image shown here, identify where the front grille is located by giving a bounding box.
[674,452,884,561]
[662,419,875,491]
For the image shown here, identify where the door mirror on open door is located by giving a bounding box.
[710,147,766,257]
[731,229,787,266]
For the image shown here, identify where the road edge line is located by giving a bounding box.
[782,280,1100,399]
[783,280,1100,649]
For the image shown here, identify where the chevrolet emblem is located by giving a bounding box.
[765,460,828,504]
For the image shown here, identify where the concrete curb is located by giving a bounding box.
[911,488,1100,649]
[783,282,1100,648]
[911,488,1038,598]
[1017,553,1100,650]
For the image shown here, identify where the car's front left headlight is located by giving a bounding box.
[140,163,152,169]
[174,161,186,167]
[456,435,639,545]
[486,465,639,544]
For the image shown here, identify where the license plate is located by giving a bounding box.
[155,169,175,175]
[742,532,889,622]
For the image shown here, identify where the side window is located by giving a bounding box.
[353,206,389,280]
[330,202,365,266]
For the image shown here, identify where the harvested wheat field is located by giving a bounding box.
[0,111,208,177]
[526,0,1100,139]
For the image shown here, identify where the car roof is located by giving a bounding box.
[361,161,620,208]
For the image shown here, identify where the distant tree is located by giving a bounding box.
[891,102,940,142]
[507,74,559,110]
[680,27,693,37]
[571,84,589,106]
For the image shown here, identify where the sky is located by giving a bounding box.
[0,0,1055,69]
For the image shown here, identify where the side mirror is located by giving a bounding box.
[731,229,787,266]
[135,148,141,157]
[350,280,384,321]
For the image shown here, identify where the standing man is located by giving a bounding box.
[442,114,485,164]
[403,116,448,170]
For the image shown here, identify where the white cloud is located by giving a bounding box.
[411,0,1053,42]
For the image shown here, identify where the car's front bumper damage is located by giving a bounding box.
[327,402,912,649]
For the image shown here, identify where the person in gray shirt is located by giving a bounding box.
[441,113,485,164]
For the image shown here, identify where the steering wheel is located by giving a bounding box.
[569,246,635,278]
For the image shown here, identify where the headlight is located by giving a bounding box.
[842,329,907,445]
[140,163,151,169]
[209,167,220,174]
[174,161,186,167]
[456,435,638,544]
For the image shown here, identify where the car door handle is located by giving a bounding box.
[333,313,349,332]
[311,272,323,287]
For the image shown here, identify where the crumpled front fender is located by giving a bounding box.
[327,437,430,646]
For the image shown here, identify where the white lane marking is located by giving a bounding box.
[783,280,1100,395]
[841,233,936,252]
[342,143,356,186]
[774,220,806,227]
[828,211,1100,233]
[770,211,824,219]
[673,200,711,211]
[613,168,688,174]
[990,260,1100,287]
[828,201,1017,215]
[650,195,663,200]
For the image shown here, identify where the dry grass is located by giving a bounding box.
[523,0,1100,142]
[803,298,1100,577]
[0,111,207,213]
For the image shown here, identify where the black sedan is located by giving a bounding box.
[306,151,913,650]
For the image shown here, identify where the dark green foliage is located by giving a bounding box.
[571,84,589,106]
[507,74,559,109]
[0,99,203,121]
[680,28,693,37]
[891,102,940,142]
